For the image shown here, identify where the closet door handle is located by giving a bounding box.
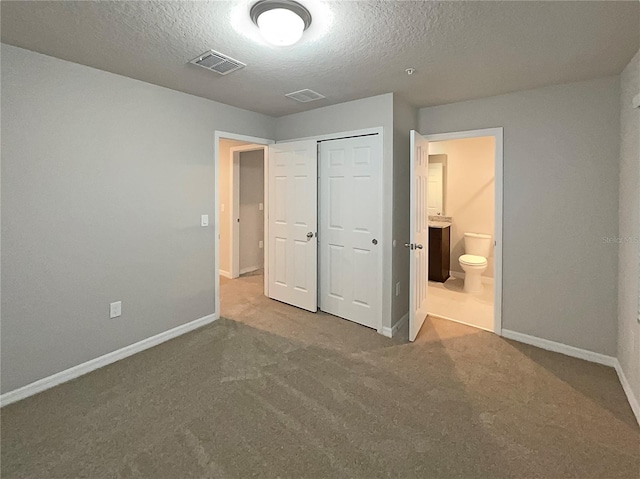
[306,232,314,239]
[415,244,423,250]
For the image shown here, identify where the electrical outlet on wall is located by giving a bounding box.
[110,301,122,319]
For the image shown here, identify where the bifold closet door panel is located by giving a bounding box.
[319,135,382,329]
[267,140,318,312]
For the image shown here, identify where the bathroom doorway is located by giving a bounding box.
[423,128,503,334]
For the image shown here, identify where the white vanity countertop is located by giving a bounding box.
[428,221,451,229]
[428,215,452,228]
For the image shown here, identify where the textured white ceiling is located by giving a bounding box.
[2,1,638,117]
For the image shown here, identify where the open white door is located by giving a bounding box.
[408,130,430,341]
[267,140,318,312]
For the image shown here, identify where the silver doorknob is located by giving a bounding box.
[306,232,314,239]
[372,239,378,245]
[415,244,423,249]
[404,243,413,249]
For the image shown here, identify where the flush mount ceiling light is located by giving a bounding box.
[250,0,312,46]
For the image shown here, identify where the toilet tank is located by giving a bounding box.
[464,233,492,257]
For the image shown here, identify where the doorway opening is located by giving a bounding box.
[215,133,273,319]
[424,128,503,334]
[219,141,267,277]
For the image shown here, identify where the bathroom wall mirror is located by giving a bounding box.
[428,154,447,216]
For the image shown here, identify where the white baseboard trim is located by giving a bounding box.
[613,360,640,426]
[502,330,639,426]
[0,313,218,408]
[381,312,409,338]
[501,329,616,367]
[239,266,260,275]
[219,270,232,279]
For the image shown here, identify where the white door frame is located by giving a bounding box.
[423,127,504,335]
[276,127,384,144]
[229,144,268,279]
[214,131,274,320]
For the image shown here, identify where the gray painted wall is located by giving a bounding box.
[1,45,275,393]
[391,96,418,330]
[617,49,640,407]
[274,94,396,329]
[1,42,629,396]
[239,150,265,273]
[419,76,620,356]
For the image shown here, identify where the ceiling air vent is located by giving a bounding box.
[189,50,246,75]
[285,89,326,103]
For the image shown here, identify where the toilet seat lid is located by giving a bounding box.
[459,254,487,266]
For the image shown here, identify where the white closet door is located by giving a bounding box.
[267,140,318,312]
[409,130,430,341]
[319,135,382,329]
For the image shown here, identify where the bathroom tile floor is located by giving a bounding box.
[428,276,494,331]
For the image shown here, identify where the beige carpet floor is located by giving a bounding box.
[1,272,638,478]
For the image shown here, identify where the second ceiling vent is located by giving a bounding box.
[285,89,326,103]
[189,50,246,75]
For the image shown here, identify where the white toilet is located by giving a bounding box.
[459,233,492,293]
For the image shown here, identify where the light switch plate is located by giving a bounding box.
[259,203,264,211]
[221,204,225,212]
[395,282,400,297]
[110,301,122,319]
[201,214,209,227]
[259,240,264,249]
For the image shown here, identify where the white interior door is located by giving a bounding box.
[409,130,430,341]
[319,135,382,329]
[427,162,443,217]
[268,140,318,312]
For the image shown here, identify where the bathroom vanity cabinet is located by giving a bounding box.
[428,225,450,282]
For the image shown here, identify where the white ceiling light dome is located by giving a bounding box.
[250,0,312,46]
